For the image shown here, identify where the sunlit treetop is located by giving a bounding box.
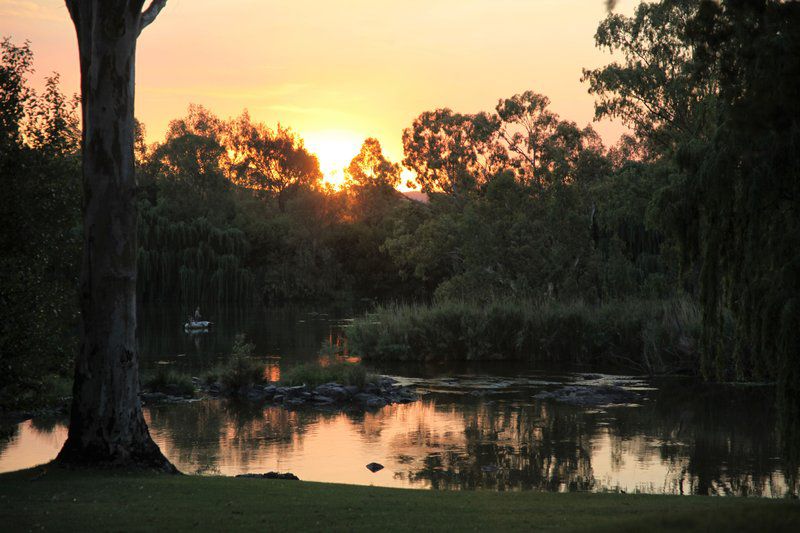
[345,138,401,190]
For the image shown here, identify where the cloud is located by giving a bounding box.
[0,1,62,22]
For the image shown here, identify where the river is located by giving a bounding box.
[0,303,796,496]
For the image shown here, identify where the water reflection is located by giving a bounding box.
[2,378,796,497]
[137,302,362,376]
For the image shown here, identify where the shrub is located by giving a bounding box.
[202,334,266,391]
[209,334,266,392]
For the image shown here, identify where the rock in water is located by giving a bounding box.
[353,393,387,409]
[236,472,300,481]
[534,385,640,406]
[366,462,384,473]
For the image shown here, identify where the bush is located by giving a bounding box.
[348,297,702,374]
[204,334,266,392]
[281,362,378,389]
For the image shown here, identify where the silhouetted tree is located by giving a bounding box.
[345,138,401,189]
[57,0,175,471]
[495,91,557,187]
[403,109,505,195]
[225,112,322,211]
[581,0,716,152]
[145,105,235,223]
[686,0,800,460]
[0,40,81,409]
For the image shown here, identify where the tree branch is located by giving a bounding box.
[139,0,167,34]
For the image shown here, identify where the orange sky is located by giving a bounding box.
[2,0,637,186]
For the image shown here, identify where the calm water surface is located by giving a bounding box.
[1,303,797,497]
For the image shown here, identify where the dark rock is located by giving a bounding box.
[534,385,640,406]
[399,389,416,401]
[224,378,417,411]
[365,462,384,473]
[352,393,372,403]
[353,393,387,409]
[141,392,167,402]
[312,395,335,404]
[314,383,351,401]
[369,397,388,409]
[163,384,185,396]
[236,472,300,481]
[284,397,306,407]
[247,388,266,401]
[278,385,307,399]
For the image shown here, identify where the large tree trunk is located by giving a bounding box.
[57,0,175,471]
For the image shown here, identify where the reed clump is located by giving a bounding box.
[348,298,701,374]
[281,362,379,389]
[143,368,196,397]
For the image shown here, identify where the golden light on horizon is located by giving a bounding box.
[303,130,364,189]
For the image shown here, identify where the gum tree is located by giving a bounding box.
[56,0,175,470]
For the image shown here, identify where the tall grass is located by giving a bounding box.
[281,362,379,389]
[142,368,196,397]
[348,298,701,374]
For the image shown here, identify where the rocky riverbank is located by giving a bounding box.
[141,376,417,410]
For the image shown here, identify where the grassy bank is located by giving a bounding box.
[0,467,797,532]
[348,298,701,374]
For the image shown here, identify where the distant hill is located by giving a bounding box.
[401,190,429,203]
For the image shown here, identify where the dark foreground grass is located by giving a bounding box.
[0,467,797,532]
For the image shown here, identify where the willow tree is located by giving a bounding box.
[57,0,175,470]
[688,0,800,459]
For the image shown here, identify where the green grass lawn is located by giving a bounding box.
[0,466,798,532]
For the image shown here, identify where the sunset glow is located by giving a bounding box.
[303,130,364,189]
[1,0,642,191]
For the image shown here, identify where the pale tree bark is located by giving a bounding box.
[56,0,176,471]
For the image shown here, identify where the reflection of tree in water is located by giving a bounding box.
[146,400,373,475]
[137,303,366,376]
[147,400,297,473]
[398,398,595,491]
[140,381,798,496]
[577,380,798,497]
[392,384,797,496]
[146,401,229,474]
